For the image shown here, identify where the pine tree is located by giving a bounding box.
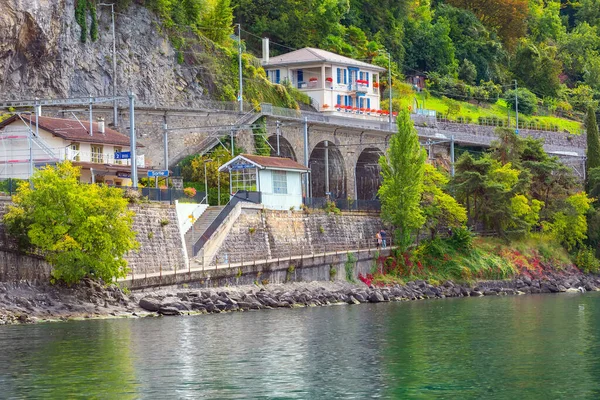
[586,105,600,184]
[378,109,426,251]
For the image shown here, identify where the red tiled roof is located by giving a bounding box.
[0,115,133,146]
[241,154,309,171]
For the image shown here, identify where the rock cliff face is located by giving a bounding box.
[0,0,205,106]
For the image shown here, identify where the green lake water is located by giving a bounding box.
[2,292,600,399]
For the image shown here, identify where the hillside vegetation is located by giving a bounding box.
[78,0,599,125]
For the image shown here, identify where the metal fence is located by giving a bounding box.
[139,187,205,204]
[206,236,394,269]
[0,178,25,196]
[303,197,381,212]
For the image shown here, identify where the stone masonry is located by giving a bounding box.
[216,208,383,264]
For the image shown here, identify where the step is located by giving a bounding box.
[185,206,224,257]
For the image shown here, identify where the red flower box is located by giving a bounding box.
[309,77,318,82]
[326,77,333,82]
[373,82,380,88]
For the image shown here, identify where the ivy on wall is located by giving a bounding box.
[75,0,98,43]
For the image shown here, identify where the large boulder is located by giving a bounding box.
[139,297,161,312]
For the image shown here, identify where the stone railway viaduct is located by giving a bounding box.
[50,101,586,201]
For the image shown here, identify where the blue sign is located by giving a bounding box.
[116,171,131,178]
[515,129,519,135]
[148,170,169,177]
[114,151,131,160]
[229,163,255,171]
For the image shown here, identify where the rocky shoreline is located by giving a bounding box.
[1,270,599,325]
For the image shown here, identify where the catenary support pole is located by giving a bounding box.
[324,140,329,195]
[237,24,243,113]
[450,135,455,177]
[129,92,138,188]
[303,117,309,197]
[276,120,280,156]
[388,53,392,130]
[514,80,519,134]
[230,128,234,156]
[163,114,168,170]
[89,94,93,136]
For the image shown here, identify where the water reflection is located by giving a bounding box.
[2,294,600,398]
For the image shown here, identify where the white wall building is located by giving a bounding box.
[219,154,309,210]
[0,114,148,185]
[261,39,387,115]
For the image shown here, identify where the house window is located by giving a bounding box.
[114,146,122,165]
[343,69,347,84]
[69,142,80,161]
[275,69,280,84]
[91,145,104,163]
[272,171,287,194]
[297,70,303,83]
[231,168,257,193]
[337,68,341,84]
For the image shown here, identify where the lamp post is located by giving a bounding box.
[204,159,213,205]
[378,50,393,130]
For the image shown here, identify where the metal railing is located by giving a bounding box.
[210,236,393,269]
[303,197,381,212]
[191,190,262,257]
[139,187,205,204]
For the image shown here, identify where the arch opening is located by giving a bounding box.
[356,147,384,200]
[309,141,346,199]
[267,135,297,161]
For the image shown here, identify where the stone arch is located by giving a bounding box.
[355,147,384,200]
[267,135,297,161]
[309,140,346,199]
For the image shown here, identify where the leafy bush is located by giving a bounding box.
[183,187,197,198]
[575,246,600,273]
[324,200,341,215]
[3,162,139,284]
[448,227,473,252]
[504,88,538,115]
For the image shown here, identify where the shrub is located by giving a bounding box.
[324,200,341,215]
[160,219,170,226]
[575,246,600,274]
[345,253,357,282]
[183,187,197,198]
[448,227,473,252]
[329,265,337,281]
[504,88,538,115]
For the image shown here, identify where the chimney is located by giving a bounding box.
[97,117,105,134]
[262,37,270,64]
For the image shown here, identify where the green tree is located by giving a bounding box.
[586,105,600,176]
[546,192,594,251]
[201,0,234,45]
[421,164,467,239]
[504,88,538,115]
[378,109,426,250]
[3,162,138,284]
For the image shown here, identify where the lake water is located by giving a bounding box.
[2,293,600,399]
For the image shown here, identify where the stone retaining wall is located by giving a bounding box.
[215,208,383,263]
[0,200,186,282]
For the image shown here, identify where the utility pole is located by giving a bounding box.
[230,128,235,156]
[129,92,138,188]
[99,3,118,127]
[276,120,280,156]
[514,80,519,134]
[237,23,243,113]
[163,114,169,170]
[324,141,329,196]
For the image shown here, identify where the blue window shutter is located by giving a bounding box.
[337,68,341,83]
[360,72,364,80]
[337,94,341,105]
[298,70,303,82]
[366,72,369,83]
[344,69,347,84]
[367,98,371,109]
[276,70,280,84]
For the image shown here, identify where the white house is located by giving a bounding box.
[219,154,309,210]
[261,39,387,115]
[0,114,149,186]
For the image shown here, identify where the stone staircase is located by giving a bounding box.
[184,206,224,257]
